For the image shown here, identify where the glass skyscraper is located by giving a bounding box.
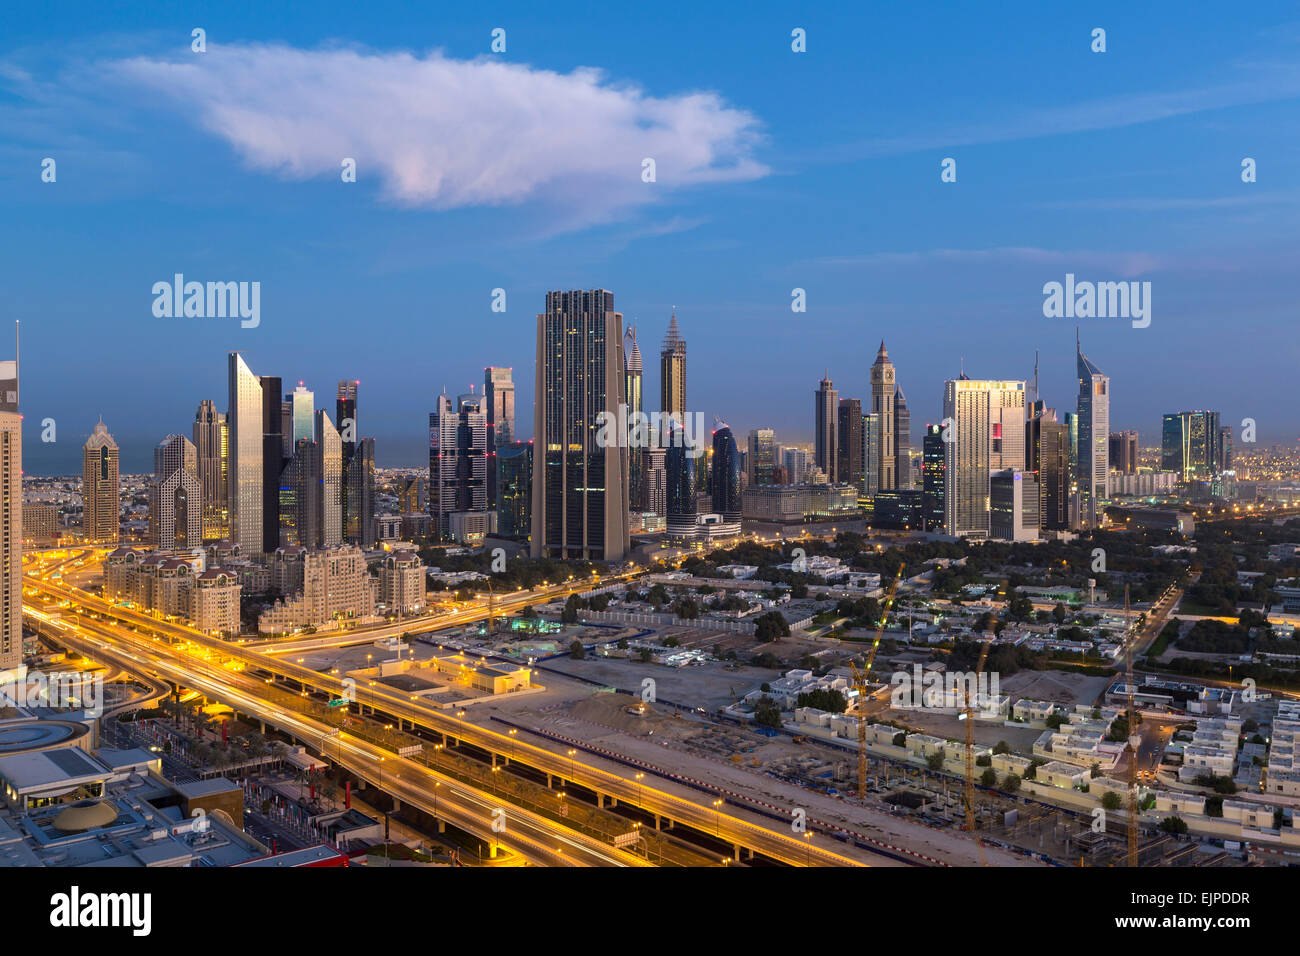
[711,424,742,521]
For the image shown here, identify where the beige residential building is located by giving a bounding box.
[0,389,20,673]
[82,418,120,543]
[22,502,58,547]
[379,550,424,616]
[259,545,376,633]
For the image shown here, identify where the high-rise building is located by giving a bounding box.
[623,328,644,511]
[660,313,686,429]
[990,470,1040,541]
[712,424,742,522]
[922,424,945,531]
[666,424,698,539]
[259,375,284,553]
[149,434,201,550]
[336,381,358,457]
[814,373,838,482]
[345,437,376,548]
[316,411,343,548]
[531,289,629,561]
[484,367,515,510]
[193,399,228,540]
[496,440,532,537]
[429,392,489,536]
[1161,411,1222,483]
[836,400,863,489]
[228,352,263,553]
[279,438,315,549]
[1076,336,1110,529]
[870,342,898,490]
[782,447,809,485]
[942,378,1026,538]
[861,412,880,497]
[643,448,667,517]
[82,418,120,543]
[1108,430,1138,475]
[0,347,21,673]
[894,386,912,488]
[1220,425,1234,472]
[1027,411,1069,532]
[747,428,776,486]
[289,383,314,448]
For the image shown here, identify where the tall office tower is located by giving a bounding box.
[289,383,314,448]
[835,400,862,488]
[623,328,644,510]
[814,373,838,482]
[942,378,1026,538]
[990,470,1040,541]
[82,418,121,543]
[660,313,687,429]
[496,440,532,537]
[258,375,285,553]
[1108,430,1138,475]
[643,448,667,516]
[531,289,630,561]
[227,353,264,554]
[1219,426,1234,471]
[894,386,912,488]
[0,345,21,673]
[921,424,946,531]
[316,411,343,547]
[345,437,376,548]
[484,366,515,510]
[712,424,742,522]
[861,412,880,496]
[154,433,198,480]
[665,423,698,539]
[279,404,294,457]
[429,392,488,536]
[782,447,809,485]
[747,428,777,486]
[336,380,359,540]
[279,439,314,548]
[1065,412,1079,482]
[870,342,897,490]
[149,434,201,550]
[1026,411,1069,531]
[193,400,228,540]
[1076,336,1110,529]
[1161,411,1222,482]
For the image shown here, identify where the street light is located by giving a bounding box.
[713,797,724,837]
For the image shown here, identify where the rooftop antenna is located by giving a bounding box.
[1032,349,1039,410]
[14,320,18,407]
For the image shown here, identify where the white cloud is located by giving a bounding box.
[818,247,1163,278]
[109,43,766,221]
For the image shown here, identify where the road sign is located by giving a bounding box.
[328,698,349,708]
[613,831,640,849]
[398,745,422,758]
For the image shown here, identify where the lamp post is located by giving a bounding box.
[713,797,723,838]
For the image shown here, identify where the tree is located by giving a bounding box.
[795,688,847,714]
[1003,773,1021,793]
[926,751,945,771]
[1052,603,1068,624]
[674,598,700,620]
[754,611,791,643]
[980,768,997,787]
[568,639,586,660]
[892,732,906,747]
[754,696,782,729]
[561,594,583,624]
[993,740,1011,755]
[1101,791,1123,811]
[1159,815,1188,835]
[663,636,681,648]
[637,648,653,663]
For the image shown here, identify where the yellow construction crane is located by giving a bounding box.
[962,640,991,866]
[1123,584,1139,868]
[849,563,904,800]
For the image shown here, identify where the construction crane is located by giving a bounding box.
[1123,584,1140,868]
[849,563,904,801]
[962,640,991,866]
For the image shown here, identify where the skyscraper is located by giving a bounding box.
[921,423,945,531]
[289,383,314,447]
[870,342,897,490]
[193,399,228,541]
[82,418,120,543]
[531,289,629,561]
[429,392,488,536]
[1219,425,1233,472]
[643,448,667,517]
[660,313,687,429]
[497,440,533,537]
[894,386,912,488]
[259,375,285,553]
[1108,430,1138,475]
[782,447,809,485]
[1027,410,1069,532]
[346,437,376,548]
[712,424,742,522]
[1162,411,1222,482]
[1076,336,1110,529]
[228,352,263,554]
[666,423,698,539]
[316,410,343,548]
[814,373,838,483]
[747,428,776,486]
[836,399,863,489]
[990,470,1040,541]
[861,411,880,497]
[0,344,21,673]
[149,434,201,550]
[623,327,644,511]
[942,378,1026,538]
[484,367,515,511]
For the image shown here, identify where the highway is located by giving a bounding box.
[25,553,870,866]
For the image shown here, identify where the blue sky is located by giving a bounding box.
[3,1,1299,473]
